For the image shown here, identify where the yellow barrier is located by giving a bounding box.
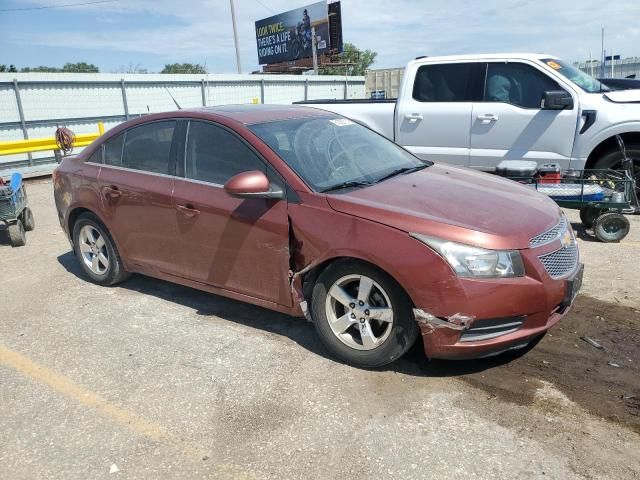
[0,122,105,156]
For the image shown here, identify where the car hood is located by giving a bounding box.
[604,89,640,103]
[325,164,562,250]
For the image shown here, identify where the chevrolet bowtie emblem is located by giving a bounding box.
[561,229,574,247]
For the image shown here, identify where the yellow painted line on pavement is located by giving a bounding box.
[0,344,258,479]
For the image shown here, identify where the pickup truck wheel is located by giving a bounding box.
[311,261,419,368]
[72,213,130,286]
[592,142,640,198]
[8,220,26,247]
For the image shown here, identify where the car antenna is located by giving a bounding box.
[165,88,182,110]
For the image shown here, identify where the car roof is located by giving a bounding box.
[182,104,336,125]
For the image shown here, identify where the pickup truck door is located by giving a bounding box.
[395,62,481,166]
[469,61,579,170]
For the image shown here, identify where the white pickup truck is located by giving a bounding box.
[299,53,640,184]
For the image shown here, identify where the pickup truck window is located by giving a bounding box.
[412,63,475,102]
[483,62,562,109]
[250,117,427,192]
[540,58,609,93]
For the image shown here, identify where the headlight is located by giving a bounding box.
[410,233,525,278]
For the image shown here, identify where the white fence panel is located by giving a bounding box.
[0,72,365,175]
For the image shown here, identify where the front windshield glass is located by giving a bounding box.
[541,58,610,93]
[249,116,429,192]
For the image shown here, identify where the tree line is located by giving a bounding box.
[1,43,377,75]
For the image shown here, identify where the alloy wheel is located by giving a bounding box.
[325,274,394,351]
[78,225,109,275]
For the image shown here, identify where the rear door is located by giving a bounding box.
[171,120,292,306]
[97,120,179,274]
[395,62,481,166]
[470,60,579,170]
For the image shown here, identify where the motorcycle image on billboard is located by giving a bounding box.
[255,2,329,65]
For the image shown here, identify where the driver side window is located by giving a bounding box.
[484,62,563,109]
[184,121,266,185]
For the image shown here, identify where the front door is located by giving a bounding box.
[470,61,579,170]
[172,120,291,306]
[97,120,179,274]
[395,62,479,166]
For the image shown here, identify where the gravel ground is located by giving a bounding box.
[0,179,638,480]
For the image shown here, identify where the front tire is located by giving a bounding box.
[72,213,129,285]
[593,142,640,198]
[311,261,419,368]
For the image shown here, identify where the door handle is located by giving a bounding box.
[176,204,200,217]
[405,113,424,123]
[104,185,121,198]
[477,114,499,123]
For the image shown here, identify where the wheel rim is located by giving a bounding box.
[78,225,109,275]
[601,218,626,236]
[325,274,394,351]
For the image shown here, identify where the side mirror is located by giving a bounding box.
[224,170,284,200]
[542,90,574,110]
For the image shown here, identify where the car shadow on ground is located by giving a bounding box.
[570,221,600,242]
[57,251,530,378]
[0,228,12,246]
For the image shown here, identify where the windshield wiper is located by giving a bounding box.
[374,164,429,184]
[320,180,373,193]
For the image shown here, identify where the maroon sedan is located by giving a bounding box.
[53,105,582,367]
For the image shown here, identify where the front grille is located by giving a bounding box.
[530,217,566,248]
[539,243,579,279]
[460,316,525,342]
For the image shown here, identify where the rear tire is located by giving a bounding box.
[8,220,26,247]
[22,207,35,231]
[579,206,604,228]
[72,213,130,285]
[310,260,419,368]
[593,212,630,242]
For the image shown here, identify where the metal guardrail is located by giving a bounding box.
[0,122,104,157]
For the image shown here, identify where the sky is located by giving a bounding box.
[1,0,639,74]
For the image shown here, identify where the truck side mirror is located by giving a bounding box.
[542,90,574,110]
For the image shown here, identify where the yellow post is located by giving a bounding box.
[98,122,105,135]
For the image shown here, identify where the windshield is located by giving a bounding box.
[540,58,610,93]
[249,116,429,192]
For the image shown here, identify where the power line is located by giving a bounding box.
[0,0,119,12]
[253,0,275,13]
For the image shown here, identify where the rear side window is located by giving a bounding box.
[484,62,563,108]
[184,121,265,185]
[412,63,474,102]
[122,121,176,174]
[103,134,124,166]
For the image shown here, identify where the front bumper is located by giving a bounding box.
[414,252,583,360]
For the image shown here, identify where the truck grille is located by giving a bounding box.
[538,243,579,279]
[530,217,566,248]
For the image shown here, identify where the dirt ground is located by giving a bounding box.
[1,179,639,479]
[417,296,640,433]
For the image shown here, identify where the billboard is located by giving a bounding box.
[255,2,329,65]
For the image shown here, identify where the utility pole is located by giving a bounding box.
[601,27,605,78]
[230,0,242,74]
[311,26,318,75]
